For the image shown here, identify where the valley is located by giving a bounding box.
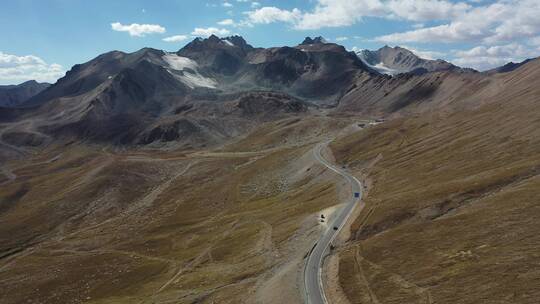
[0,114,357,303]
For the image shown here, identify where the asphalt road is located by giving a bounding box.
[304,142,363,304]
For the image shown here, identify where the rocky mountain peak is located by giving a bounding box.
[181,35,253,53]
[207,34,221,43]
[19,80,39,86]
[223,35,252,50]
[301,36,328,45]
[357,45,461,76]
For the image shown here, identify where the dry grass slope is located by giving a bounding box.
[330,60,540,304]
[0,116,352,304]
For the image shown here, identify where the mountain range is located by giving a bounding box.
[0,35,537,150]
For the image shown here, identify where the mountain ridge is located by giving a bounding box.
[1,36,538,149]
[0,80,50,107]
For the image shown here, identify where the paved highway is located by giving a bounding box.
[304,142,363,304]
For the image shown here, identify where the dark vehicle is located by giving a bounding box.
[333,226,338,230]
[321,214,325,219]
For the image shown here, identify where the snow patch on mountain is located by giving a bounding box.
[162,54,217,89]
[222,39,234,47]
[371,62,400,76]
[356,51,400,76]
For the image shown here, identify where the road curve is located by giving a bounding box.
[304,142,363,304]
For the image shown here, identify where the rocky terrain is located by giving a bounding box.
[0,36,539,304]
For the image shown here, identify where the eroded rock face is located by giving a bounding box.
[1,131,47,147]
[236,92,308,116]
[141,119,200,144]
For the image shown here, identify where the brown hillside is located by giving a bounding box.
[330,58,540,304]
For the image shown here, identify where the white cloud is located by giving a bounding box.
[376,0,540,44]
[162,35,189,42]
[111,22,166,37]
[374,3,500,43]
[191,27,231,37]
[335,36,348,41]
[454,44,529,58]
[0,52,65,84]
[451,43,538,70]
[218,19,235,26]
[243,0,540,54]
[223,2,233,7]
[246,7,302,24]
[217,18,254,28]
[385,0,470,22]
[294,1,380,30]
[375,24,475,43]
[529,36,540,47]
[485,0,540,43]
[245,0,470,30]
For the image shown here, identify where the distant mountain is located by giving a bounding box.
[175,35,371,103]
[356,45,462,75]
[337,56,540,115]
[486,58,535,74]
[0,80,50,107]
[24,48,177,107]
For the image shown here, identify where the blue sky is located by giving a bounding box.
[1,0,540,84]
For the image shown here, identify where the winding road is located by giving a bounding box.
[304,142,363,304]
